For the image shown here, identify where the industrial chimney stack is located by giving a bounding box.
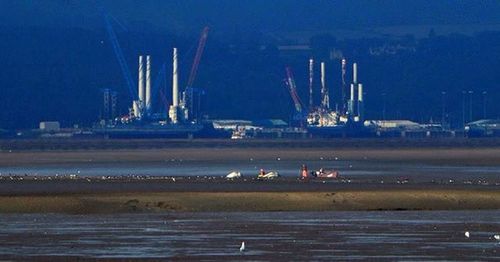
[347,62,364,122]
[320,62,329,109]
[138,56,144,109]
[169,48,179,123]
[132,55,145,119]
[145,55,151,114]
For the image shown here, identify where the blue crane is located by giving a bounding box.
[101,8,137,100]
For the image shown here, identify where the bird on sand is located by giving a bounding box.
[465,231,470,238]
[240,241,245,252]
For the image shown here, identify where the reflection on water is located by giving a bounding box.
[0,211,499,260]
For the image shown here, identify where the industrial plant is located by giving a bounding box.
[2,15,498,140]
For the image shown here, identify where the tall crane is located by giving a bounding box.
[284,67,308,128]
[183,26,210,122]
[101,9,136,100]
[187,26,209,89]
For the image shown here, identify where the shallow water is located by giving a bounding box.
[0,211,499,260]
[1,159,500,181]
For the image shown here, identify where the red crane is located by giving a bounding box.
[183,26,209,121]
[285,67,304,113]
[187,26,209,89]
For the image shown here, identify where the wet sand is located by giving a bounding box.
[1,144,500,213]
[3,147,500,167]
[0,181,499,213]
[2,211,499,260]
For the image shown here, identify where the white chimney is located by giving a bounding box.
[357,83,364,120]
[133,100,140,118]
[172,48,179,107]
[145,55,151,112]
[353,62,358,84]
[350,83,355,101]
[138,55,144,105]
[320,62,329,109]
[321,62,325,93]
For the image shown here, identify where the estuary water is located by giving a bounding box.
[1,159,500,182]
[0,211,499,260]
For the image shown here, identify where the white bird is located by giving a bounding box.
[465,231,470,238]
[240,241,245,252]
[494,234,500,240]
[226,171,242,179]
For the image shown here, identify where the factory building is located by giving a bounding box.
[39,121,61,132]
[465,119,500,137]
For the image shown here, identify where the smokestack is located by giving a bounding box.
[358,83,363,119]
[353,62,358,84]
[320,62,329,109]
[133,100,140,118]
[309,58,314,110]
[173,48,179,107]
[145,55,151,112]
[348,83,355,116]
[138,56,144,104]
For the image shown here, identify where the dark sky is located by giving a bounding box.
[3,0,500,36]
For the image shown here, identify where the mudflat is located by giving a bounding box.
[0,188,499,213]
[1,141,499,213]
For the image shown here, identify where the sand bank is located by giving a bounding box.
[1,189,499,214]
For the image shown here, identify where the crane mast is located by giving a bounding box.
[187,26,209,89]
[183,26,210,122]
[101,10,136,100]
[285,67,304,113]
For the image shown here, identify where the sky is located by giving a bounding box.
[2,0,500,37]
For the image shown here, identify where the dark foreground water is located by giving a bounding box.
[0,211,499,260]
